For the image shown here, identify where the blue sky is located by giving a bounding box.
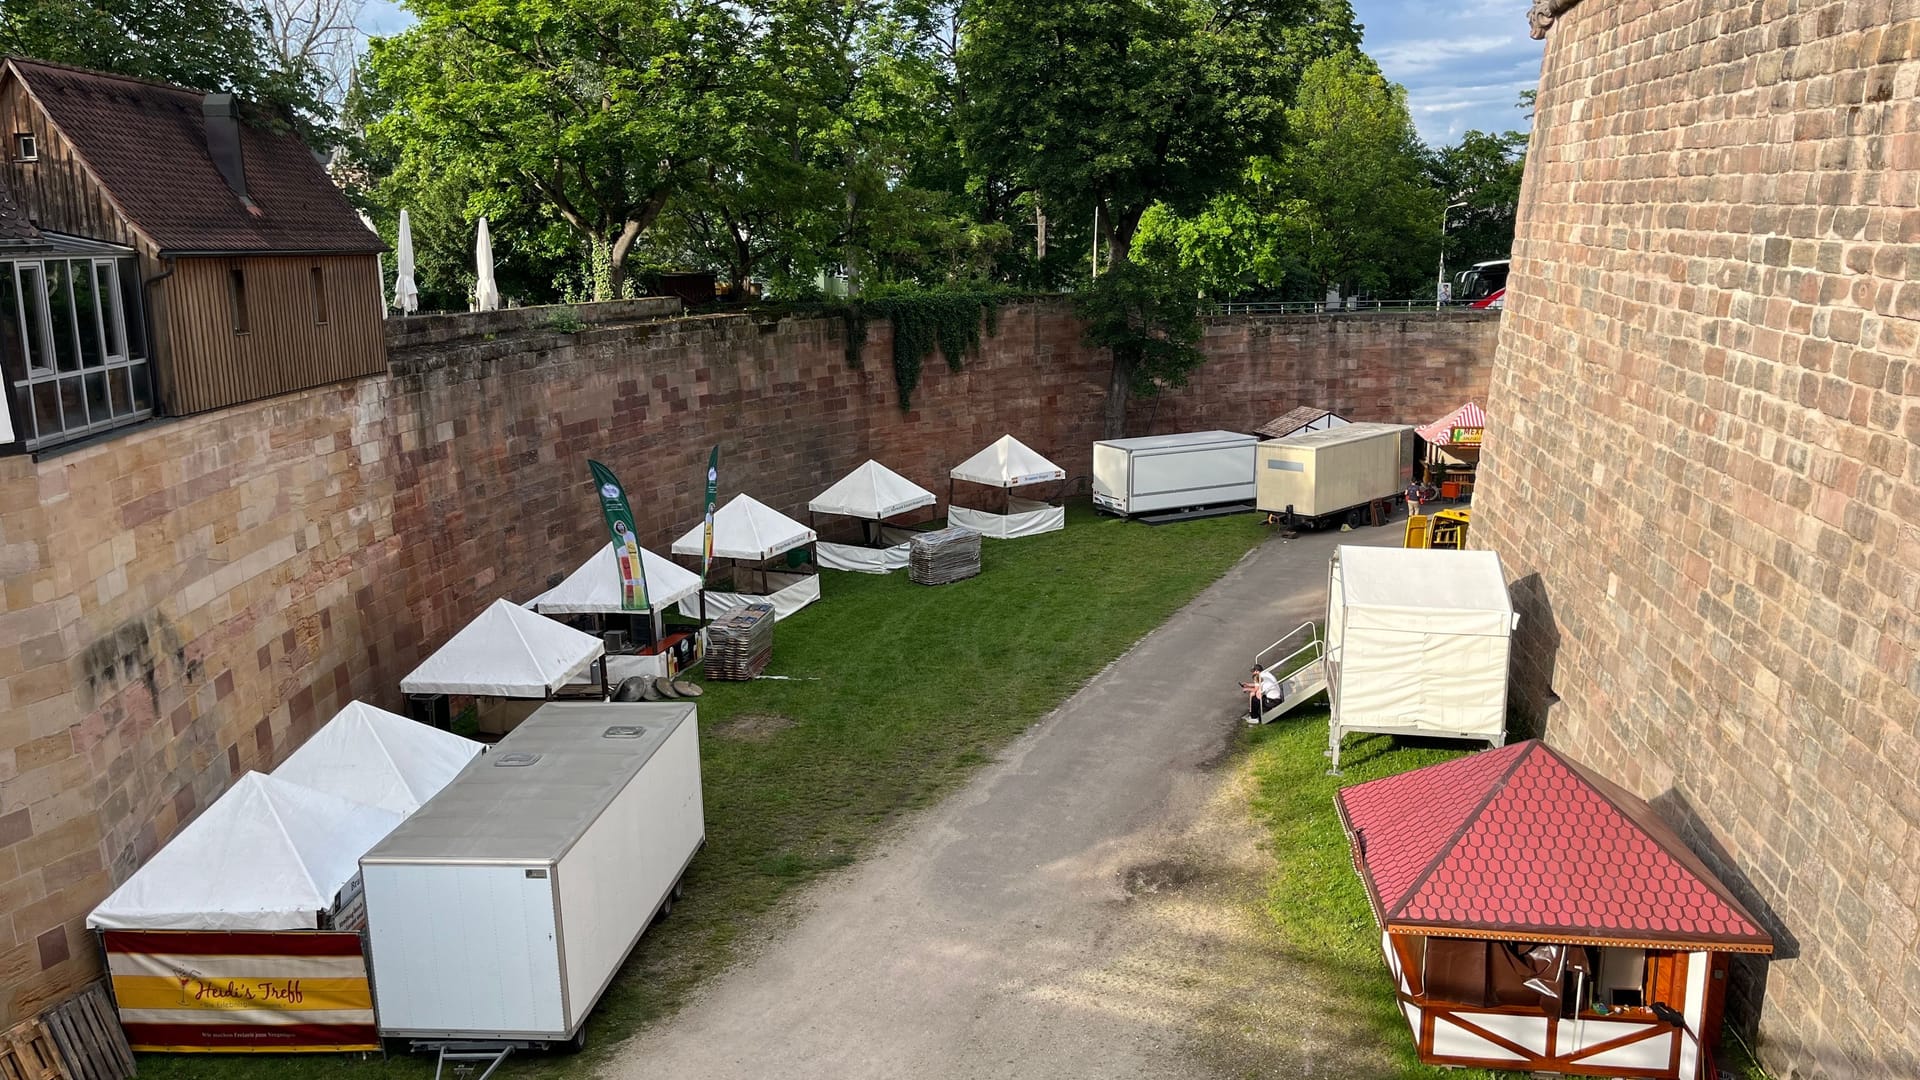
[1353,0,1544,144]
[356,0,1543,148]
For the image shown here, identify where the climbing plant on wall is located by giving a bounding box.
[839,287,1011,410]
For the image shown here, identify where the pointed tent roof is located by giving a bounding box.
[1416,401,1487,445]
[1336,741,1774,953]
[672,494,816,561]
[271,701,482,816]
[809,460,937,520]
[949,435,1066,488]
[89,772,404,931]
[399,599,604,697]
[529,543,703,615]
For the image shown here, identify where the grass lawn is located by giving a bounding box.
[136,501,1269,1079]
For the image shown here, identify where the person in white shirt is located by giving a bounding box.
[1243,664,1281,721]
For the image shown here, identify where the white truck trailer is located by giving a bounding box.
[1092,431,1258,520]
[360,701,703,1067]
[1256,423,1415,529]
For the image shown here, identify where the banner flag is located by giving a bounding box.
[702,446,720,582]
[589,460,650,611]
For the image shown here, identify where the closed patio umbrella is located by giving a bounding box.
[394,209,419,314]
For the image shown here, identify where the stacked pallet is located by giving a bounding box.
[909,527,982,585]
[706,603,776,680]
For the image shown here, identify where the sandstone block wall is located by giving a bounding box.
[1476,3,1920,1076]
[0,300,1491,1022]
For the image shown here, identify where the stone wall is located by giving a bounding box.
[1476,3,1920,1076]
[0,299,1492,1022]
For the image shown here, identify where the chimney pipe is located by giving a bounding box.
[202,93,248,203]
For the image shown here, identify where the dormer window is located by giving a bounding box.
[12,134,35,162]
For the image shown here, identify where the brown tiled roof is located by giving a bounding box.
[1255,406,1342,439]
[0,172,41,243]
[5,58,381,256]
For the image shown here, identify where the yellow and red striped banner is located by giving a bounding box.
[102,930,378,1052]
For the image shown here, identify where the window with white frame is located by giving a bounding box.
[0,255,153,449]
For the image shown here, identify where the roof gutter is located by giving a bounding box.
[156,246,389,258]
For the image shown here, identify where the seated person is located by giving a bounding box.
[1242,664,1281,720]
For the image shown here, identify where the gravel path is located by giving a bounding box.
[602,525,1404,1079]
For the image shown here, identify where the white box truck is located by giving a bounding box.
[1092,431,1258,518]
[360,701,703,1054]
[1256,423,1415,528]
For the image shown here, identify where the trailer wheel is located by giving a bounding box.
[652,894,673,924]
[564,1026,589,1053]
[672,876,686,902]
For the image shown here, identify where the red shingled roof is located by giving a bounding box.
[5,58,380,256]
[1336,741,1774,953]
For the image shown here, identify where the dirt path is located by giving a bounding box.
[602,526,1404,1080]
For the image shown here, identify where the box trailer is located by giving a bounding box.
[360,701,703,1053]
[1256,423,1415,528]
[1092,431,1258,518]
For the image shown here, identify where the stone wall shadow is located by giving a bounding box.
[1506,572,1561,742]
[1648,788,1798,1048]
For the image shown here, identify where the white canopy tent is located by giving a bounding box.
[271,701,482,816]
[1324,545,1516,771]
[809,460,937,574]
[948,435,1067,538]
[529,543,703,615]
[89,772,404,931]
[672,494,821,620]
[399,598,605,697]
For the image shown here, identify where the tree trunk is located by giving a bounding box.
[607,219,644,300]
[1106,206,1142,268]
[1103,350,1132,439]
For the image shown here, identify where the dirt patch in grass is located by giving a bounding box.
[711,712,797,742]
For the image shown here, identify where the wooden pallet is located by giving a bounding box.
[0,1016,63,1080]
[37,984,134,1080]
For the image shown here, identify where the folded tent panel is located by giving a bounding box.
[89,772,404,932]
[529,543,703,615]
[398,598,605,697]
[271,700,483,816]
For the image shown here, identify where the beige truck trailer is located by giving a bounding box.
[1256,423,1415,527]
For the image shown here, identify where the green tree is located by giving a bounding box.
[1431,128,1527,276]
[355,0,747,300]
[1075,261,1206,436]
[0,0,327,134]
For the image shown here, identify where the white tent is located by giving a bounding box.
[89,772,404,931]
[672,494,820,620]
[1324,545,1516,771]
[271,701,482,816]
[948,435,1067,538]
[810,460,936,574]
[529,543,703,615]
[399,598,604,697]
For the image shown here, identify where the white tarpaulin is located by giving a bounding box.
[818,526,922,573]
[678,572,821,621]
[1325,545,1514,770]
[89,772,404,931]
[529,543,703,615]
[810,460,937,520]
[949,497,1065,539]
[399,598,604,697]
[672,494,817,562]
[950,435,1066,487]
[271,701,482,816]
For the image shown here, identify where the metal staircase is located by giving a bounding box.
[1249,622,1329,725]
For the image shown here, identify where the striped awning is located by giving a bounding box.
[1416,401,1486,446]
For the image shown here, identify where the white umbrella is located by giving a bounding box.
[359,212,388,315]
[393,209,419,315]
[474,216,501,311]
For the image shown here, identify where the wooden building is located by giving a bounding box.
[1337,741,1774,1079]
[0,57,385,452]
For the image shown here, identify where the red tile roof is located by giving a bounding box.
[5,58,380,256]
[1336,741,1774,953]
[1416,400,1486,445]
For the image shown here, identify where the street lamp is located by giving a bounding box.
[1436,199,1469,310]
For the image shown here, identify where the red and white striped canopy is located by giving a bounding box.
[1416,401,1486,445]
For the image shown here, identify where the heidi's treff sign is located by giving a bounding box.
[103,930,378,1052]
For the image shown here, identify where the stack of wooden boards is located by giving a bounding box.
[909,526,983,585]
[0,983,134,1080]
[706,603,776,680]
